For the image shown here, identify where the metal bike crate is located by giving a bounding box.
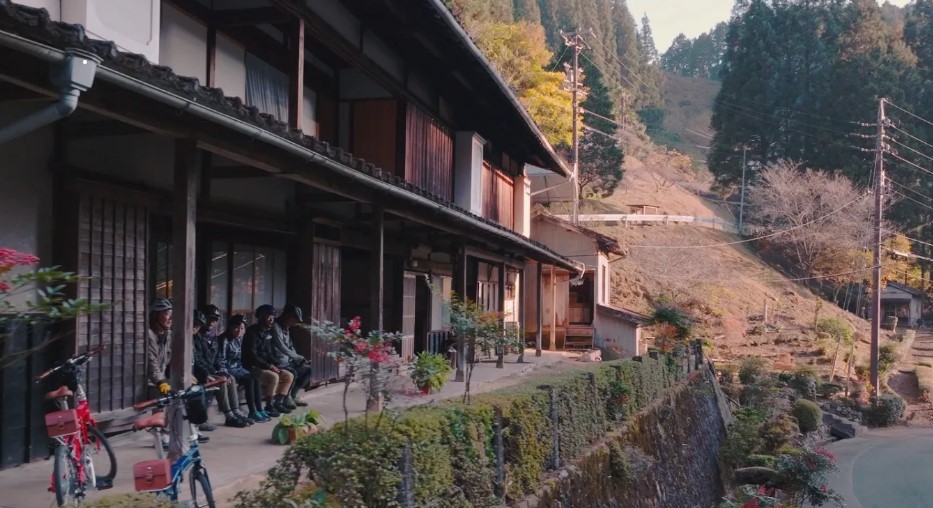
[44,410,79,438]
[133,459,172,491]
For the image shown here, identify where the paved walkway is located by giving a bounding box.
[0,350,578,508]
[823,427,933,508]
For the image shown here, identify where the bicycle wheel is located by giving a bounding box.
[86,425,117,485]
[52,445,76,507]
[190,466,216,508]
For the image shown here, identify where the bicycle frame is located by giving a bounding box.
[50,396,100,489]
[153,423,205,501]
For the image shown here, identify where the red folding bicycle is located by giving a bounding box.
[36,346,117,506]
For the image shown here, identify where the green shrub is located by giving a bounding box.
[861,395,906,427]
[790,375,817,400]
[739,357,769,385]
[744,454,776,468]
[879,344,900,376]
[761,413,800,451]
[83,494,174,508]
[883,315,898,331]
[720,407,766,469]
[791,399,823,433]
[236,357,682,507]
[818,383,844,398]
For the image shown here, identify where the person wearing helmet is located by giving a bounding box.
[242,304,294,416]
[218,314,269,423]
[146,298,174,395]
[192,308,251,429]
[272,303,312,408]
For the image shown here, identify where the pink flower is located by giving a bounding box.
[347,316,362,332]
[0,281,9,293]
[0,248,39,268]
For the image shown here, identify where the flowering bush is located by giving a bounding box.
[776,445,843,507]
[1,248,108,370]
[310,317,402,423]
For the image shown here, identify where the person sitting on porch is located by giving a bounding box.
[218,314,270,423]
[272,303,312,408]
[193,309,251,429]
[242,305,294,417]
[145,298,208,447]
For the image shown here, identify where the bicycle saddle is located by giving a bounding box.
[45,385,73,401]
[133,412,166,430]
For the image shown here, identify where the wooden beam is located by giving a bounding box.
[207,165,272,179]
[66,120,150,138]
[370,206,385,331]
[289,19,305,131]
[213,7,293,27]
[170,139,199,392]
[206,25,217,87]
[0,81,45,101]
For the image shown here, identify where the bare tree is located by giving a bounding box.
[746,161,873,277]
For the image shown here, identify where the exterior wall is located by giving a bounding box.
[159,2,207,84]
[63,0,160,62]
[531,219,599,268]
[523,261,540,333]
[68,134,175,190]
[16,0,60,20]
[514,173,531,237]
[593,312,641,357]
[215,33,246,99]
[0,108,54,308]
[454,131,485,215]
[597,254,610,306]
[209,177,295,215]
[881,286,924,326]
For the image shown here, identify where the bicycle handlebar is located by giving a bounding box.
[132,377,229,411]
[35,346,106,382]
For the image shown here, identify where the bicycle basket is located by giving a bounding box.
[184,386,209,425]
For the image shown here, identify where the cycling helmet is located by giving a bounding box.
[149,298,172,313]
[282,303,303,322]
[254,304,276,319]
[201,304,221,321]
[193,309,206,327]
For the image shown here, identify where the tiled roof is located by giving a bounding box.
[532,206,626,256]
[596,304,647,325]
[0,0,577,269]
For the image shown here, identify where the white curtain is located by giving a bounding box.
[245,52,289,122]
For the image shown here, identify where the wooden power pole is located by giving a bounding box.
[870,98,886,399]
[560,31,587,225]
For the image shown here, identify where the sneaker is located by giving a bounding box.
[292,397,309,407]
[198,422,217,432]
[247,411,266,423]
[282,397,298,410]
[274,402,292,414]
[258,411,272,422]
[234,411,254,426]
[225,416,249,428]
[197,434,210,444]
[264,406,280,418]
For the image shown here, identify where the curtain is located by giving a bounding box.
[245,52,289,122]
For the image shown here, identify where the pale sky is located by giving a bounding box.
[627,0,913,54]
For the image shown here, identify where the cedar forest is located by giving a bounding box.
[447,0,933,299]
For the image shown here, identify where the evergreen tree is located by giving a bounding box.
[577,62,625,197]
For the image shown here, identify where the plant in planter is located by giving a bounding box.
[409,352,453,394]
[272,410,324,445]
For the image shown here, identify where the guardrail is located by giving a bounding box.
[554,214,738,233]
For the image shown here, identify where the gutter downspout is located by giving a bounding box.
[0,31,576,271]
[0,48,101,144]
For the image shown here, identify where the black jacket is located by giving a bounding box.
[192,332,219,383]
[241,324,278,370]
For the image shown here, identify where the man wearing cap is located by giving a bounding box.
[271,304,312,408]
[242,305,294,416]
[146,298,174,397]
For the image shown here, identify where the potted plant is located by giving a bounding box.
[271,410,324,445]
[409,352,453,394]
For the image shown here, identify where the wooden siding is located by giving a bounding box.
[307,242,340,384]
[481,162,515,229]
[404,103,453,200]
[76,195,148,413]
[400,273,416,361]
[352,99,397,174]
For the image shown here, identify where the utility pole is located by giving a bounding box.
[738,146,748,234]
[870,98,887,399]
[561,30,587,225]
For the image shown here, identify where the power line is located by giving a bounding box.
[686,128,714,140]
[886,100,933,130]
[637,265,874,284]
[581,108,623,128]
[620,192,868,249]
[887,124,933,153]
[891,189,933,212]
[887,177,933,204]
[885,152,933,179]
[582,123,620,141]
[886,136,933,164]
[549,45,570,71]
[586,37,654,93]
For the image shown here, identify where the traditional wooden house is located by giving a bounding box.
[880,282,926,328]
[0,0,578,467]
[525,207,645,355]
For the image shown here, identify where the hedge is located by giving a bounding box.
[235,356,684,507]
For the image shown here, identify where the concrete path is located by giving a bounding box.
[823,427,933,508]
[0,350,579,508]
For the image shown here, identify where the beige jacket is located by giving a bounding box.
[146,327,172,386]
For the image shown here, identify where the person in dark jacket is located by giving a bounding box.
[193,309,250,429]
[242,305,294,416]
[218,314,269,423]
[272,303,312,409]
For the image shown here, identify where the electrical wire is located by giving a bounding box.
[891,189,933,212]
[635,265,874,284]
[887,125,933,153]
[887,178,933,205]
[886,100,933,130]
[550,45,570,71]
[619,193,869,249]
[885,152,933,179]
[886,136,933,164]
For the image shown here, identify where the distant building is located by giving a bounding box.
[880,282,926,328]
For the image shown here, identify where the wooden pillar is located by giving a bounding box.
[549,265,557,351]
[453,243,467,382]
[170,139,199,389]
[518,266,526,363]
[370,207,384,331]
[288,19,305,131]
[205,25,217,87]
[536,262,543,357]
[497,262,506,368]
